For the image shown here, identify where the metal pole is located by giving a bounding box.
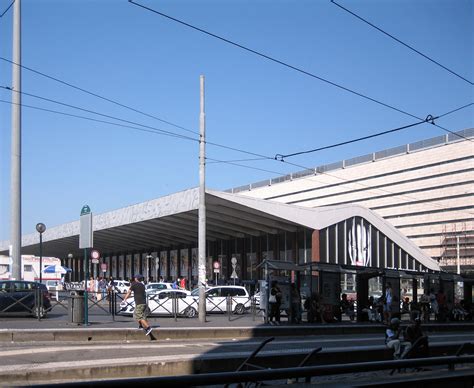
[39,233,43,283]
[10,0,22,281]
[84,248,89,325]
[198,75,207,323]
[456,236,460,275]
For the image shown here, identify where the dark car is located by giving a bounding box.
[0,280,51,318]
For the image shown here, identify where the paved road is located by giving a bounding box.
[1,332,473,367]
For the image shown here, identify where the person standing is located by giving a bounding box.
[268,281,282,325]
[383,283,393,324]
[290,283,302,324]
[123,274,153,336]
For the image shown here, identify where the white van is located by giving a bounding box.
[191,285,250,314]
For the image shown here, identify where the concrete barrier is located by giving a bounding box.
[0,342,467,386]
[1,322,473,343]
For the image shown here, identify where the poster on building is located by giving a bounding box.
[206,256,213,282]
[150,252,157,282]
[126,255,132,280]
[111,256,117,278]
[230,254,241,283]
[191,248,198,277]
[347,217,372,267]
[180,249,188,277]
[117,255,125,279]
[218,254,227,283]
[160,251,167,279]
[247,253,257,280]
[134,254,140,276]
[170,250,177,278]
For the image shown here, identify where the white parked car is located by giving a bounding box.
[145,282,175,292]
[111,280,130,293]
[120,289,197,318]
[191,286,250,315]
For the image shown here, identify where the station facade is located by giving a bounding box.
[230,129,474,274]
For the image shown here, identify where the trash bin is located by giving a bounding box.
[68,291,85,324]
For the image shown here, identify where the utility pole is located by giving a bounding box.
[198,75,207,322]
[456,236,460,275]
[10,0,22,280]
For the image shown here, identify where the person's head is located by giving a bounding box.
[390,317,400,328]
[134,274,144,282]
[386,283,391,289]
[342,293,347,300]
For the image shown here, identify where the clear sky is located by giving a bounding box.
[0,0,472,242]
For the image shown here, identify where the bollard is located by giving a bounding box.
[252,296,256,321]
[227,296,232,321]
[36,288,41,322]
[172,293,178,322]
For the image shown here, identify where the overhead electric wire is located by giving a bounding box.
[330,0,474,85]
[437,102,474,119]
[275,117,434,161]
[0,85,197,141]
[278,159,474,216]
[206,157,285,176]
[0,92,274,161]
[0,56,199,136]
[0,0,14,18]
[0,99,193,140]
[128,0,473,143]
[1,96,471,216]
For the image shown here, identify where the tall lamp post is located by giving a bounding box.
[35,223,46,283]
[67,253,73,282]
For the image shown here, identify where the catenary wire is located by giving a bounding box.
[278,159,474,216]
[0,85,197,141]
[437,102,474,119]
[206,158,285,176]
[0,0,14,18]
[1,97,471,216]
[0,99,193,141]
[0,93,274,161]
[128,1,473,143]
[275,117,434,160]
[0,56,199,136]
[330,0,473,85]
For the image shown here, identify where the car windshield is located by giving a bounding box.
[191,288,199,296]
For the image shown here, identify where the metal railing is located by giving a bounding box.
[49,355,474,387]
[0,287,49,321]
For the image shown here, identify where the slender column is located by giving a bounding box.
[198,75,207,322]
[10,0,22,280]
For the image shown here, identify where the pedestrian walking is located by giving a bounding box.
[123,274,153,336]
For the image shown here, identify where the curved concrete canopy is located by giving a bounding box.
[0,187,439,271]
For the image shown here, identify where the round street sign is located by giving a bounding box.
[91,249,100,264]
[213,261,220,270]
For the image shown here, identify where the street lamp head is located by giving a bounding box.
[146,255,154,259]
[67,253,73,259]
[36,223,46,234]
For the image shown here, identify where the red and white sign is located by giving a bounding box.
[213,261,220,269]
[91,250,100,264]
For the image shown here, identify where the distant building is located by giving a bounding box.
[0,255,61,281]
[229,128,474,274]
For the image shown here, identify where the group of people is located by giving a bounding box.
[86,276,109,301]
[385,317,429,359]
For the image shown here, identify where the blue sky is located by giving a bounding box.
[0,0,472,241]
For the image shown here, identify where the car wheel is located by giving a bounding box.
[234,303,245,315]
[184,307,197,318]
[33,305,46,319]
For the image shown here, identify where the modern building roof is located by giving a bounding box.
[0,188,440,271]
